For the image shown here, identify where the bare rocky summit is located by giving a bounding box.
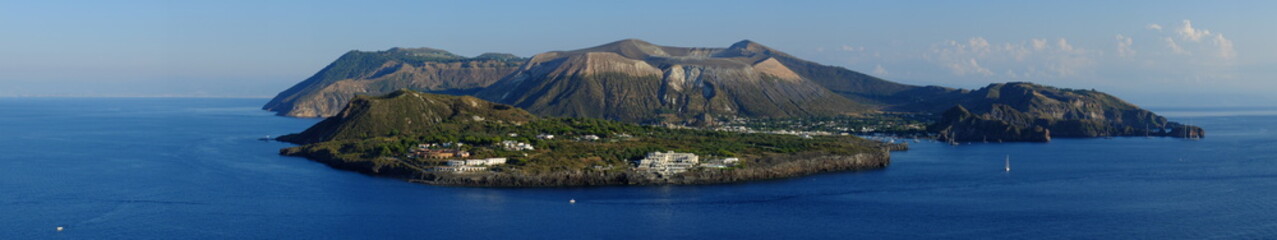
[264,48,525,118]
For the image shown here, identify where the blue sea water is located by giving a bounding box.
[2,98,1276,239]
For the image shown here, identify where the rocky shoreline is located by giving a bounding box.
[281,144,905,187]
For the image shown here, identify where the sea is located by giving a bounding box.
[2,98,1275,239]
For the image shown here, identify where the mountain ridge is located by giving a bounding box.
[263,48,526,117]
[264,39,1203,141]
[474,39,870,123]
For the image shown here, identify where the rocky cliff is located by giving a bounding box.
[476,39,868,124]
[263,48,524,118]
[929,82,1204,142]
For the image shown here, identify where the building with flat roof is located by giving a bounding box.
[635,151,699,175]
[438,158,509,173]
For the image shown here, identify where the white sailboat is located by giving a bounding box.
[1004,155,1011,172]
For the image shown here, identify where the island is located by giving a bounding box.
[278,90,906,187]
[264,39,1203,143]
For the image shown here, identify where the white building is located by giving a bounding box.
[702,157,741,168]
[499,140,534,151]
[635,151,699,175]
[448,158,508,166]
[536,134,555,140]
[434,166,488,172]
[581,135,600,141]
[438,158,509,173]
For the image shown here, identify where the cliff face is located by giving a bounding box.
[476,39,867,124]
[929,82,1204,142]
[263,48,524,118]
[929,105,1051,142]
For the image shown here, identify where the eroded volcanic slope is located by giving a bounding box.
[264,48,525,118]
[475,39,871,123]
[265,39,1202,141]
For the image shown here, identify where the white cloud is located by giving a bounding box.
[945,58,994,76]
[1055,38,1075,52]
[927,37,1091,78]
[1031,38,1048,51]
[1213,33,1236,59]
[1004,69,1019,78]
[840,45,865,52]
[968,37,991,53]
[1147,24,1163,31]
[872,64,889,76]
[1164,37,1190,55]
[1116,35,1135,57]
[1144,20,1235,59]
[1175,19,1212,42]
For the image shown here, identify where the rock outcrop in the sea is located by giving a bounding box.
[928,82,1204,142]
[263,48,525,118]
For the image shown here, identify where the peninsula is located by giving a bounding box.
[278,90,905,187]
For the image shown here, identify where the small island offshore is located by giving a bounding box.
[279,90,906,187]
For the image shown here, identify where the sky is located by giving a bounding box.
[1,0,1273,106]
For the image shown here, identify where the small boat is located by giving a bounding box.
[569,199,576,204]
[57,226,64,232]
[258,135,273,141]
[1004,155,1011,172]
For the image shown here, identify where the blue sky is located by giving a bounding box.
[1,0,1273,106]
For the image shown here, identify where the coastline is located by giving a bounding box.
[281,144,906,187]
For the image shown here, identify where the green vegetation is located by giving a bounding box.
[279,90,884,177]
[718,113,932,136]
[291,117,880,174]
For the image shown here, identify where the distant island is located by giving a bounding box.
[264,39,1203,143]
[277,90,904,187]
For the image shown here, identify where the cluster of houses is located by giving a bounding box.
[633,151,740,176]
[409,133,696,174]
[711,125,834,138]
[499,140,534,151]
[409,143,509,173]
